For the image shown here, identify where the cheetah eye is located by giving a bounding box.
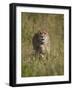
[39,32,42,34]
[44,32,47,34]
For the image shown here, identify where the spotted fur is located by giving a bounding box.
[32,30,50,57]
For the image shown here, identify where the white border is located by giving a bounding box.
[16,6,69,84]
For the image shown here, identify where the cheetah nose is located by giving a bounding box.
[40,36,44,39]
[41,38,44,40]
[40,36,44,41]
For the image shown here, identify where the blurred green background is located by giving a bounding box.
[21,12,64,77]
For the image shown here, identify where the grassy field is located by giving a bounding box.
[21,13,64,77]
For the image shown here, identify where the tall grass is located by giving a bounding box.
[21,13,64,77]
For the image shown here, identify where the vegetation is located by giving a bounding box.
[21,13,64,77]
